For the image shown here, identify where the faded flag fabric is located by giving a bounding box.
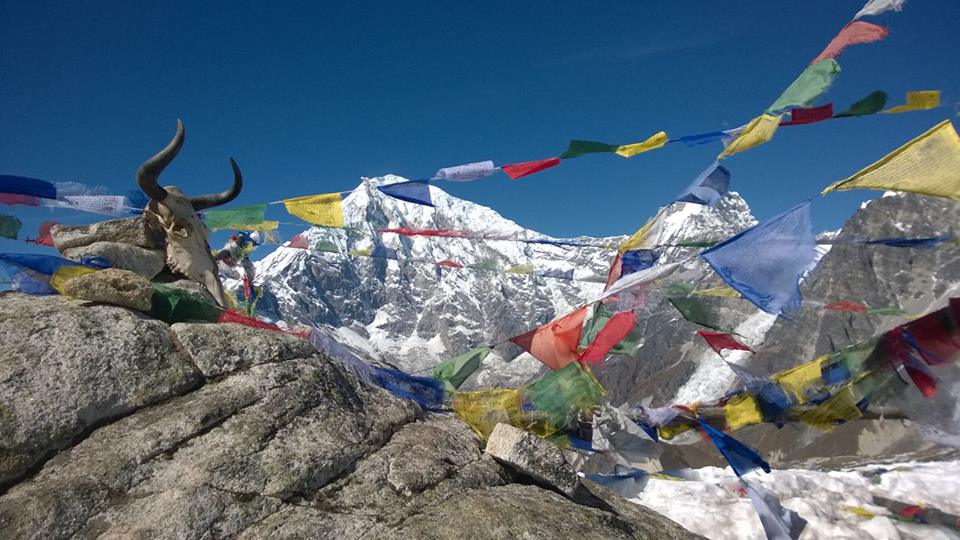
[283,193,344,227]
[811,22,888,64]
[674,162,730,205]
[884,90,941,113]
[204,203,268,231]
[718,114,782,160]
[834,90,888,117]
[433,160,496,182]
[854,0,906,20]
[821,120,960,200]
[701,420,771,477]
[0,214,22,240]
[502,157,561,180]
[509,306,589,370]
[768,59,841,115]
[702,201,816,316]
[620,249,659,275]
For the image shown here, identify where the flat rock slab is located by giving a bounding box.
[63,241,166,279]
[484,422,579,497]
[61,268,154,312]
[51,217,164,252]
[0,294,202,486]
[171,322,318,378]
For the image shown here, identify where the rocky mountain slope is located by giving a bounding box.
[0,293,698,539]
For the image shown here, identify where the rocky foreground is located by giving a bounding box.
[0,293,698,539]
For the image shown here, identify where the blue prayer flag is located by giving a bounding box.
[0,175,57,200]
[621,249,659,275]
[671,131,727,147]
[701,420,771,477]
[372,366,447,410]
[536,268,574,280]
[377,180,434,207]
[371,245,399,260]
[701,201,815,316]
[675,162,731,206]
[866,235,953,248]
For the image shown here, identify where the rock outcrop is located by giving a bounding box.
[61,268,155,312]
[0,292,699,539]
[63,241,166,279]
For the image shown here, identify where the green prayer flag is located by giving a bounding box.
[768,59,841,114]
[669,296,728,332]
[148,284,222,323]
[204,204,268,231]
[579,303,641,354]
[0,214,22,240]
[316,239,339,253]
[835,91,888,118]
[432,346,491,391]
[560,140,620,159]
[525,362,606,429]
[469,259,499,271]
[664,282,695,298]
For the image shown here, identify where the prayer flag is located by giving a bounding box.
[433,346,491,391]
[603,252,623,291]
[821,120,960,200]
[148,283,222,323]
[615,131,669,158]
[0,194,40,206]
[671,131,728,147]
[884,90,941,113]
[506,263,535,274]
[718,114,782,159]
[620,207,668,252]
[767,59,841,115]
[692,285,740,298]
[525,362,606,428]
[283,193,344,227]
[599,262,680,300]
[854,0,906,20]
[0,214,21,240]
[743,480,808,540]
[700,420,770,477]
[621,249,659,275]
[27,221,57,247]
[453,388,530,440]
[780,103,834,126]
[204,203,268,231]
[580,309,636,363]
[560,140,619,159]
[53,181,109,198]
[811,22,889,64]
[433,160,496,182]
[774,356,827,403]
[372,366,447,410]
[378,180,434,207]
[798,385,864,428]
[0,253,92,295]
[579,303,640,355]
[315,239,338,253]
[348,248,371,257]
[502,157,561,180]
[53,195,131,216]
[669,296,727,331]
[469,259,499,271]
[287,234,309,249]
[701,201,815,316]
[825,300,867,312]
[834,90,888,117]
[50,265,97,295]
[509,306,589,370]
[307,329,376,383]
[371,245,398,260]
[434,259,464,269]
[866,235,953,247]
[724,394,764,430]
[674,162,730,206]
[536,268,574,280]
[0,175,57,200]
[697,329,752,355]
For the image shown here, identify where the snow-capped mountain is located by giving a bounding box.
[252,175,756,387]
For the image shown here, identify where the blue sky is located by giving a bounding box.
[1,1,958,255]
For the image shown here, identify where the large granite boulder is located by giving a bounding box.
[50,217,163,252]
[0,294,202,486]
[62,241,166,279]
[171,322,316,378]
[485,422,579,497]
[60,268,154,312]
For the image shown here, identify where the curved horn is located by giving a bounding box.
[190,157,243,211]
[136,119,185,202]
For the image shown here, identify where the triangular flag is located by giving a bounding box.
[821,120,960,200]
[674,162,731,205]
[718,114,782,159]
[580,310,636,363]
[284,193,344,227]
[700,420,771,477]
[378,180,434,207]
[502,158,561,180]
[432,346,492,391]
[697,329,753,355]
[509,307,590,370]
[834,90,888,117]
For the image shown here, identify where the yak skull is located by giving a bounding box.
[137,120,242,306]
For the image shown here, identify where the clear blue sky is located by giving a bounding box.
[1,1,958,254]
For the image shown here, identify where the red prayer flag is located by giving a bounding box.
[603,252,623,292]
[897,505,923,519]
[697,329,753,355]
[501,157,561,180]
[287,234,309,249]
[824,300,868,313]
[218,310,285,333]
[780,103,834,126]
[27,221,57,247]
[904,363,937,397]
[812,22,889,64]
[580,309,636,364]
[509,306,589,370]
[0,193,41,206]
[434,259,464,269]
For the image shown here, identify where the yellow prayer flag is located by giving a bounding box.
[506,263,535,274]
[348,248,371,257]
[717,114,782,160]
[233,220,279,232]
[692,285,741,298]
[724,393,763,431]
[283,193,344,228]
[51,266,98,295]
[773,355,826,404]
[453,389,525,440]
[821,120,960,200]
[884,90,941,113]
[619,207,668,252]
[615,131,669,158]
[847,507,877,520]
[798,385,862,430]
